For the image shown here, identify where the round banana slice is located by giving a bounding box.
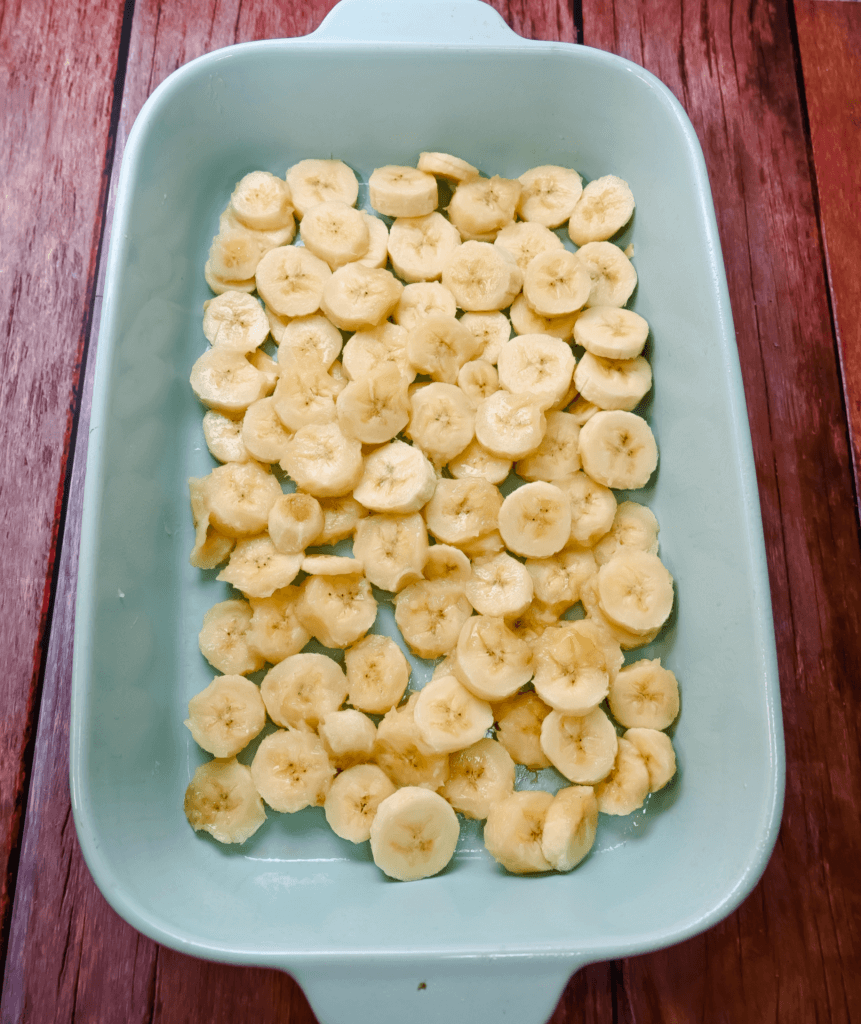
[493,691,552,769]
[579,574,661,651]
[301,554,363,575]
[525,546,596,615]
[494,221,564,274]
[516,410,580,482]
[562,470,617,546]
[509,294,581,342]
[567,174,635,247]
[465,552,533,618]
[208,229,262,282]
[370,787,459,881]
[573,305,649,359]
[241,396,294,464]
[184,758,266,844]
[456,615,533,700]
[573,241,637,308]
[341,322,412,381]
[484,790,553,873]
[218,206,296,252]
[394,579,472,659]
[407,382,475,466]
[523,249,591,317]
[596,550,673,635]
[357,211,389,268]
[474,391,547,459]
[517,165,583,228]
[352,512,428,592]
[505,600,559,644]
[578,410,658,490]
[414,675,494,754]
[251,728,335,812]
[345,633,411,714]
[442,241,522,312]
[203,291,269,353]
[540,706,619,784]
[460,530,506,559]
[540,785,598,871]
[286,158,359,218]
[217,535,303,598]
[248,349,280,395]
[316,494,367,544]
[532,619,623,715]
[204,461,283,538]
[594,737,650,815]
[202,410,249,464]
[458,311,511,364]
[190,349,268,414]
[260,651,348,729]
[256,246,332,317]
[268,492,324,552]
[406,313,481,383]
[298,573,378,649]
[608,658,680,729]
[247,586,310,663]
[448,438,513,485]
[567,395,600,425]
[499,481,572,558]
[353,440,437,513]
[230,170,294,230]
[574,352,652,412]
[277,314,343,370]
[300,200,370,268]
[417,151,479,183]
[593,500,659,565]
[336,366,411,445]
[624,727,677,791]
[325,763,397,843]
[448,175,521,240]
[369,165,438,218]
[264,303,290,343]
[393,282,458,331]
[198,599,265,676]
[281,421,364,498]
[189,510,235,571]
[423,477,502,546]
[497,334,576,410]
[457,360,499,406]
[320,263,403,332]
[388,212,461,282]
[185,674,266,758]
[318,708,377,770]
[204,259,255,296]
[423,543,472,583]
[440,737,516,819]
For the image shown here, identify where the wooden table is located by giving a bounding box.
[2,0,860,1020]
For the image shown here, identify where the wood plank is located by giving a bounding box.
[0,0,130,972]
[794,0,861,510]
[582,0,861,1020]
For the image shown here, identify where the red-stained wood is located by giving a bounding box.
[794,0,861,509]
[582,0,861,1020]
[0,0,129,970]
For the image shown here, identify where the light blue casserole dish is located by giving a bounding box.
[70,2,784,1021]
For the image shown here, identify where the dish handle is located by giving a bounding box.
[294,955,586,1024]
[311,0,522,46]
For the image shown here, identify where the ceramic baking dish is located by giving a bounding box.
[70,2,784,1021]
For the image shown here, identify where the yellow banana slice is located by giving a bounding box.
[407,382,475,466]
[341,322,412,382]
[448,438,512,485]
[567,174,635,247]
[624,727,677,791]
[593,500,659,565]
[336,366,411,445]
[523,249,591,317]
[369,165,438,217]
[448,175,521,240]
[203,291,269,353]
[423,543,471,583]
[184,759,266,844]
[608,658,680,729]
[578,409,658,490]
[281,421,364,497]
[465,552,533,618]
[423,477,502,546]
[596,550,674,635]
[417,151,479,183]
[394,579,472,659]
[509,293,581,342]
[567,395,600,425]
[256,246,332,317]
[484,790,553,873]
[251,728,335,812]
[204,259,255,296]
[318,709,377,770]
[573,305,649,359]
[574,352,652,411]
[208,228,262,282]
[300,200,370,268]
[268,492,324,553]
[474,391,547,459]
[442,240,522,312]
[271,351,340,431]
[594,737,650,815]
[286,158,359,218]
[455,615,533,700]
[458,311,511,364]
[202,410,249,464]
[198,598,265,676]
[185,674,266,758]
[277,314,342,370]
[316,494,367,544]
[370,787,459,881]
[540,785,598,871]
[344,633,411,714]
[524,546,597,615]
[247,586,310,663]
[393,281,458,331]
[579,574,661,651]
[414,675,494,754]
[496,334,576,410]
[573,241,637,308]
[373,692,450,789]
[562,469,617,547]
[495,221,565,274]
[406,313,481,383]
[230,170,294,231]
[540,706,619,784]
[493,690,552,769]
[517,165,583,228]
[387,212,461,282]
[532,619,623,715]
[498,481,572,558]
[353,439,437,513]
[260,651,348,729]
[352,512,428,592]
[457,360,499,406]
[216,535,303,598]
[516,410,580,482]
[440,737,516,819]
[320,263,403,331]
[203,461,283,538]
[297,573,377,649]
[248,349,280,395]
[324,763,397,843]
[190,348,268,414]
[241,396,294,464]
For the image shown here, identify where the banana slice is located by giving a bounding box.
[203,461,284,538]
[533,619,623,715]
[218,206,296,251]
[185,674,266,758]
[202,410,250,464]
[456,615,533,700]
[594,737,650,815]
[281,422,364,497]
[596,550,673,635]
[579,573,661,651]
[496,334,576,410]
[393,282,458,331]
[484,791,553,873]
[608,658,680,729]
[369,165,438,218]
[345,633,411,714]
[459,530,505,559]
[525,546,597,615]
[578,410,658,490]
[493,691,552,769]
[448,438,513,485]
[458,311,511,364]
[248,349,280,395]
[184,759,266,844]
[504,600,559,644]
[574,352,652,411]
[286,158,359,218]
[540,785,598,871]
[474,391,547,460]
[417,151,479,183]
[208,228,263,282]
[516,410,580,482]
[509,294,580,342]
[336,366,411,445]
[189,498,236,569]
[341,322,412,382]
[320,263,403,332]
[190,349,269,414]
[298,573,378,649]
[624,727,677,791]
[465,552,533,618]
[540,706,619,784]
[406,313,482,384]
[353,440,437,513]
[498,481,571,558]
[567,174,635,247]
[324,763,397,843]
[230,170,294,230]
[241,396,293,464]
[394,579,472,659]
[374,692,450,789]
[407,382,475,466]
[517,165,583,228]
[247,586,310,663]
[198,599,265,675]
[442,240,522,312]
[388,212,461,282]
[277,314,343,370]
[251,728,335,812]
[356,211,389,268]
[448,175,521,240]
[423,477,502,546]
[316,494,368,544]
[204,259,255,296]
[370,787,459,881]
[494,221,565,274]
[567,395,600,425]
[256,246,332,318]
[573,305,649,359]
[300,200,370,268]
[440,737,516,819]
[318,709,377,770]
[268,492,324,552]
[203,291,269,353]
[264,303,291,343]
[457,360,499,406]
[562,470,617,547]
[593,500,659,565]
[301,554,363,575]
[523,249,591,317]
[414,674,494,754]
[216,535,303,597]
[352,512,428,592]
[573,241,637,308]
[260,651,348,729]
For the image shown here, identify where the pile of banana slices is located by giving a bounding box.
[183,154,680,882]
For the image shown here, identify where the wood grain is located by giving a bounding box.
[583,0,861,1020]
[0,0,130,970]
[794,0,861,506]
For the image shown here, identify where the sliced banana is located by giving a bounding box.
[394,579,472,659]
[370,787,459,881]
[567,395,600,425]
[567,174,635,247]
[320,263,403,332]
[448,438,512,485]
[230,170,294,230]
[324,763,397,843]
[414,674,494,754]
[277,314,343,370]
[204,259,255,296]
[459,529,505,559]
[184,758,266,844]
[562,470,617,547]
[440,737,516,820]
[190,348,268,414]
[248,349,280,395]
[369,165,438,217]
[457,359,499,406]
[579,573,661,651]
[423,477,502,546]
[188,487,236,569]
[593,500,659,565]
[316,494,368,544]
[458,311,511,364]
[423,543,471,583]
[268,492,323,552]
[573,305,649,359]
[318,708,377,770]
[281,421,364,497]
[497,334,576,410]
[241,396,294,464]
[498,481,572,558]
[509,293,580,342]
[474,391,547,459]
[247,586,310,663]
[574,351,652,411]
[219,206,296,251]
[286,158,359,218]
[608,658,680,729]
[300,200,370,268]
[185,674,266,758]
[493,691,552,769]
[525,546,597,615]
[374,692,450,790]
[352,512,428,592]
[406,314,480,385]
[407,382,475,466]
[596,550,674,635]
[532,619,623,715]
[336,366,411,445]
[594,737,650,815]
[345,633,411,714]
[517,165,583,228]
[573,241,637,308]
[388,212,461,282]
[251,728,335,812]
[198,599,265,676]
[578,410,658,490]
[353,439,437,513]
[465,552,533,618]
[484,790,553,873]
[203,291,269,353]
[298,573,377,649]
[494,221,564,274]
[259,651,347,729]
[417,151,479,183]
[624,727,677,791]
[540,706,619,784]
[357,211,389,268]
[541,785,598,871]
[255,246,332,318]
[203,460,284,538]
[447,175,521,241]
[265,303,291,343]
[442,240,522,312]
[516,410,580,482]
[393,281,458,331]
[523,249,591,317]
[341,322,412,382]
[202,410,249,464]
[505,601,559,644]
[217,535,303,597]
[207,228,263,282]
[456,615,533,700]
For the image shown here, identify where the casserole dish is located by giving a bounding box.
[70,2,784,1021]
